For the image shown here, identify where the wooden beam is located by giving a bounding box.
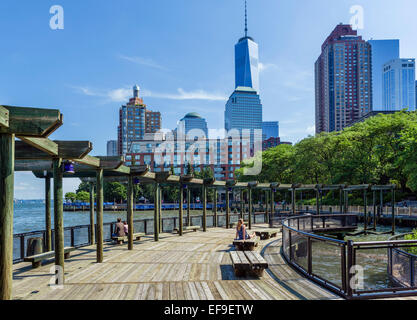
[0,105,62,137]
[97,156,124,169]
[0,106,9,128]
[18,137,58,156]
[15,160,53,172]
[15,140,92,160]
[73,155,100,168]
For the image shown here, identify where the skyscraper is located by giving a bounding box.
[225,86,262,134]
[234,0,259,92]
[315,24,372,133]
[225,0,262,152]
[262,121,279,140]
[177,112,209,138]
[106,140,118,156]
[368,40,400,111]
[117,85,161,156]
[383,58,416,111]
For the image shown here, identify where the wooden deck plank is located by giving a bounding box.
[11,226,344,300]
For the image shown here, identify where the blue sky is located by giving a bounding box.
[3,0,417,199]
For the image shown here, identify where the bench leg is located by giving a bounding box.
[64,252,71,259]
[234,267,246,277]
[32,261,41,268]
[251,269,264,277]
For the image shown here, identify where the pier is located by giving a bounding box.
[12,226,339,300]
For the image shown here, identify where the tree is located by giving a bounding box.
[76,191,90,202]
[65,192,76,202]
[104,182,127,203]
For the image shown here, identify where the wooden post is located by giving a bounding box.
[248,188,252,230]
[363,190,367,234]
[226,188,230,229]
[240,189,244,219]
[213,189,217,227]
[316,189,320,215]
[96,168,104,263]
[45,176,52,252]
[187,188,191,227]
[154,183,159,241]
[127,176,134,250]
[291,188,296,215]
[265,189,269,223]
[159,187,162,233]
[53,158,64,279]
[202,184,207,232]
[373,190,376,231]
[89,182,95,244]
[179,185,183,236]
[270,189,274,216]
[339,188,343,214]
[0,133,14,300]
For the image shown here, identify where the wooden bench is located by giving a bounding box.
[173,226,200,234]
[24,247,75,268]
[254,228,280,240]
[230,250,268,277]
[233,236,259,251]
[112,232,145,245]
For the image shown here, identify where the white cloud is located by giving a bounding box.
[118,54,166,70]
[143,88,227,101]
[72,85,227,102]
[258,62,278,73]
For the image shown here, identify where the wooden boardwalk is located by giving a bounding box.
[12,226,340,300]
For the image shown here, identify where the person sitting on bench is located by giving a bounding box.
[123,220,129,236]
[112,218,126,238]
[235,219,255,240]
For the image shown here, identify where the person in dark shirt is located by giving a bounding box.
[113,218,126,237]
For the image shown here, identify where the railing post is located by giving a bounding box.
[347,240,354,298]
[341,244,347,294]
[20,236,25,260]
[307,237,312,275]
[288,230,293,261]
[71,228,75,247]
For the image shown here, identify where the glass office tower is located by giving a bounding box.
[262,121,279,140]
[368,40,400,111]
[383,58,416,111]
[235,36,259,92]
[225,86,262,133]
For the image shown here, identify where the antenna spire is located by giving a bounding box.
[244,0,248,37]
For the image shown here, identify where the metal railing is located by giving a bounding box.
[281,214,417,299]
[13,212,268,263]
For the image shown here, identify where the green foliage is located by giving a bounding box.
[405,229,417,255]
[104,182,126,203]
[75,191,90,202]
[65,192,76,202]
[237,111,417,197]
